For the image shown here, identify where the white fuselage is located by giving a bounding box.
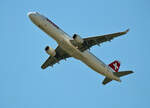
[28,12,120,81]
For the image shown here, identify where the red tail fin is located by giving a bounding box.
[108,60,120,72]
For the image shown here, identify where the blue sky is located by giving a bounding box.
[0,0,150,108]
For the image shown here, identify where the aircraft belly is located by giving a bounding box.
[59,41,113,78]
[79,51,115,78]
[59,41,118,80]
[59,39,84,59]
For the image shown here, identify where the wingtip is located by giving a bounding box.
[41,65,46,69]
[102,82,107,85]
[130,71,134,74]
[125,29,130,33]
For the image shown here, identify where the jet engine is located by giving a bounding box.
[73,34,84,44]
[45,46,56,56]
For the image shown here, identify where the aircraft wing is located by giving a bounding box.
[80,29,129,51]
[41,46,70,69]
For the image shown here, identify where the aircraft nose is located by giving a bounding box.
[27,12,39,19]
[28,12,35,18]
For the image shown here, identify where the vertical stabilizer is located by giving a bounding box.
[108,60,120,72]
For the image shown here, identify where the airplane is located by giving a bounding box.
[28,12,133,85]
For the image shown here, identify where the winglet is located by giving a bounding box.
[125,29,130,33]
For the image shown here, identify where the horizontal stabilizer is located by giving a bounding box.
[102,71,133,85]
[113,71,133,77]
[102,77,112,85]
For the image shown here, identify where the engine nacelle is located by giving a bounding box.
[73,34,84,44]
[45,46,56,56]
